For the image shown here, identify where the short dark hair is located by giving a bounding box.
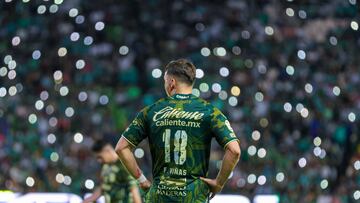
[92,140,109,153]
[164,59,196,86]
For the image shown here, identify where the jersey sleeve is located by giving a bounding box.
[210,107,239,149]
[121,107,148,147]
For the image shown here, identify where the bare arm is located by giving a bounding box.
[115,136,151,190]
[82,187,102,203]
[130,185,142,203]
[201,141,240,199]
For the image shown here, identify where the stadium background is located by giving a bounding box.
[0,0,359,202]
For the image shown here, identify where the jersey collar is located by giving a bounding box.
[170,93,194,100]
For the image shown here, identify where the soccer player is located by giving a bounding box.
[83,140,141,203]
[115,59,240,202]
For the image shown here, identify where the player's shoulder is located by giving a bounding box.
[193,96,211,106]
[140,97,167,114]
[194,97,219,112]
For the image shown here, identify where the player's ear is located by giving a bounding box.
[171,77,176,87]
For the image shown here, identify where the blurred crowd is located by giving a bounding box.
[0,0,359,202]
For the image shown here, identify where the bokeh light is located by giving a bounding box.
[276,172,285,182]
[247,174,256,184]
[248,145,257,156]
[85,179,95,189]
[134,148,145,158]
[298,157,307,168]
[252,130,261,141]
[257,175,266,185]
[26,177,35,187]
[152,68,162,78]
[47,134,56,144]
[74,133,84,143]
[200,47,210,57]
[119,46,129,55]
[320,179,328,189]
[195,69,204,79]
[257,148,266,158]
[50,152,59,162]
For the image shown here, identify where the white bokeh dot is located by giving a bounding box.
[28,114,37,124]
[119,46,129,55]
[286,65,295,75]
[47,134,56,144]
[200,47,210,57]
[95,21,105,31]
[32,50,41,60]
[69,8,79,17]
[84,36,93,45]
[196,69,204,79]
[56,173,64,183]
[276,172,285,182]
[247,145,257,156]
[348,112,356,122]
[284,102,292,112]
[85,179,95,189]
[298,157,307,168]
[70,32,80,41]
[252,130,261,141]
[320,179,328,189]
[76,59,85,69]
[99,95,109,105]
[26,177,35,187]
[53,70,63,81]
[152,68,162,78]
[59,86,69,96]
[35,100,44,110]
[354,190,360,200]
[247,174,256,184]
[134,148,145,158]
[74,133,83,143]
[78,91,88,102]
[212,83,221,93]
[12,36,21,46]
[65,107,75,117]
[257,175,266,185]
[297,50,306,60]
[257,148,266,158]
[219,67,229,77]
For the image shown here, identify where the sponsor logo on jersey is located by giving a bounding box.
[153,106,204,122]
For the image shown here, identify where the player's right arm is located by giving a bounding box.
[116,137,151,190]
[82,187,102,203]
[115,108,151,191]
[201,141,240,198]
[201,107,241,199]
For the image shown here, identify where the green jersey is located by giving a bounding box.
[122,94,239,203]
[101,160,137,203]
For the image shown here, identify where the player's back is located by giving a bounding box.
[141,93,237,202]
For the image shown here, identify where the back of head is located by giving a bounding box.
[164,59,196,86]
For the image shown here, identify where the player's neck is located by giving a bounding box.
[173,86,192,95]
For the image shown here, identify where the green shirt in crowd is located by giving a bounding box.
[101,160,137,203]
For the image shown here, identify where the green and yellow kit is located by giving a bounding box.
[101,160,137,203]
[122,94,239,203]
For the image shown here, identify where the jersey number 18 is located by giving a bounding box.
[162,129,188,165]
